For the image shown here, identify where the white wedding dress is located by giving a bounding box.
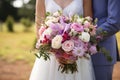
[29,0,96,80]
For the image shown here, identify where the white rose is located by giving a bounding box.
[45,16,59,26]
[73,14,79,21]
[42,28,52,36]
[46,16,54,20]
[84,28,90,32]
[51,35,63,49]
[77,18,84,23]
[45,20,53,26]
[84,20,90,25]
[45,18,59,26]
[69,29,78,36]
[85,16,92,21]
[52,17,59,23]
[79,32,90,42]
[53,11,61,17]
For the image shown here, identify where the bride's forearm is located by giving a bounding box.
[35,0,45,39]
[35,0,45,19]
[35,25,40,39]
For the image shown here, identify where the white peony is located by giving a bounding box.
[51,35,63,49]
[79,32,90,42]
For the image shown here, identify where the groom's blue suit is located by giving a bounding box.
[92,0,120,80]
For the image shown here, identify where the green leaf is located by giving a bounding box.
[45,12,51,17]
[34,54,40,58]
[36,44,51,61]
[93,18,98,25]
[58,62,78,74]
[100,47,113,62]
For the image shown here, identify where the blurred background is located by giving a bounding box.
[0,0,120,80]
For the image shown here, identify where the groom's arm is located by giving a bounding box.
[96,0,120,39]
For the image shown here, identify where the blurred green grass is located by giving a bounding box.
[0,23,36,65]
[0,23,120,65]
[116,32,120,49]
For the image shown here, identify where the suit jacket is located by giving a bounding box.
[92,0,120,65]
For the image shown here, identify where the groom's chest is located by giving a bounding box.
[93,0,108,18]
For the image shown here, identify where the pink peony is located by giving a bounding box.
[72,46,86,57]
[89,46,97,55]
[71,23,83,32]
[62,40,74,52]
[73,39,84,47]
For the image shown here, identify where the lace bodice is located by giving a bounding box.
[45,0,83,17]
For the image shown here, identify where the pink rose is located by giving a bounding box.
[38,26,46,36]
[36,39,41,49]
[71,23,83,32]
[62,40,74,52]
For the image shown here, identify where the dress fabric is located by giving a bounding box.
[29,0,95,80]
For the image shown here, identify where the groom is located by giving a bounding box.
[92,0,120,80]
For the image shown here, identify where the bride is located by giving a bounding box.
[29,0,95,80]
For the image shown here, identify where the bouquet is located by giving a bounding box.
[34,11,112,73]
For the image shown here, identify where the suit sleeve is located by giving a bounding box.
[96,0,120,39]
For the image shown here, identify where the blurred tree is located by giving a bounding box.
[0,0,18,21]
[20,18,33,32]
[0,21,3,32]
[0,0,36,21]
[6,16,14,32]
[18,0,35,20]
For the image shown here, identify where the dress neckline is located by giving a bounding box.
[52,0,74,11]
